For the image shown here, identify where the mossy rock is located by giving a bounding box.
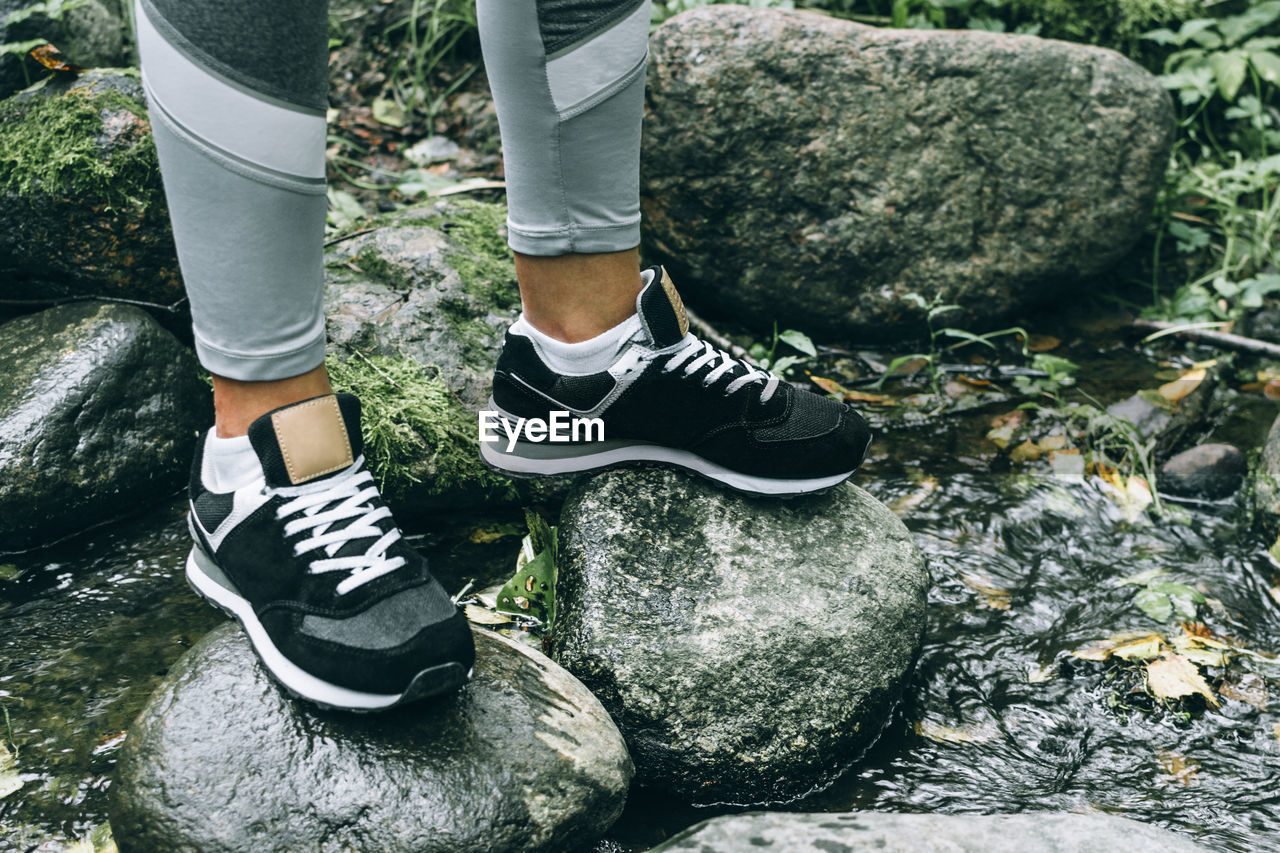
[325,200,569,514]
[0,70,180,305]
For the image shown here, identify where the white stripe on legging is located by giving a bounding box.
[135,2,326,180]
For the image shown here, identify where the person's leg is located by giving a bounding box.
[477,1,873,494]
[134,0,332,436]
[136,0,474,710]
[477,0,649,343]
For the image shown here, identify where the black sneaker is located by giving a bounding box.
[481,266,872,496]
[185,393,474,711]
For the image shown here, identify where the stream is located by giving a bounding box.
[3,312,1280,852]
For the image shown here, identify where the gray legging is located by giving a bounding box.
[135,0,649,381]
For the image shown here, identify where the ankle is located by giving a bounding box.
[212,364,332,437]
[514,250,645,343]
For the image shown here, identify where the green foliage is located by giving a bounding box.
[1143,3,1280,323]
[381,0,480,120]
[875,292,1034,398]
[1134,580,1206,621]
[495,509,558,629]
[0,86,161,211]
[748,323,816,376]
[0,0,88,62]
[324,352,516,501]
[428,199,520,310]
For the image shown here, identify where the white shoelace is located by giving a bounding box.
[661,334,780,402]
[273,456,405,596]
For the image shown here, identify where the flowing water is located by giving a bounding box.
[4,317,1280,851]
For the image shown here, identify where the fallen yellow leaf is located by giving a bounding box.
[1009,440,1042,463]
[1146,651,1219,707]
[1158,369,1206,404]
[1112,635,1166,661]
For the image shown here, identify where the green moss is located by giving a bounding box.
[429,199,520,310]
[325,352,518,501]
[0,86,161,210]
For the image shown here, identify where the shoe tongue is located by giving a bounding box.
[637,265,690,348]
[248,393,365,489]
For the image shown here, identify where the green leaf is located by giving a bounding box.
[496,512,558,629]
[0,38,47,57]
[770,355,803,376]
[1209,50,1249,100]
[1219,1,1280,46]
[1135,587,1174,621]
[1147,581,1206,605]
[395,169,458,197]
[777,329,816,357]
[939,328,998,349]
[1251,50,1280,85]
[371,96,405,127]
[1142,27,1179,45]
[325,188,365,231]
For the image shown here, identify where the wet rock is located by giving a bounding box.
[641,7,1175,341]
[647,811,1209,852]
[325,200,518,412]
[0,71,180,305]
[324,200,567,513]
[552,468,929,805]
[0,302,209,552]
[1159,444,1245,500]
[110,623,632,853]
[0,0,133,99]
[1105,363,1221,464]
[1254,416,1280,543]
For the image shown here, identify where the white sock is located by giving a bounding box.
[513,312,644,375]
[201,429,262,492]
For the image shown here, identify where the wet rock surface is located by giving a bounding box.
[1255,416,1280,542]
[1160,443,1245,500]
[0,71,180,305]
[647,811,1209,852]
[323,200,569,513]
[641,7,1175,341]
[0,302,208,552]
[324,200,519,412]
[552,468,929,805]
[110,623,633,853]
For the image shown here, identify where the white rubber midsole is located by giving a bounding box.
[186,549,403,710]
[480,438,854,495]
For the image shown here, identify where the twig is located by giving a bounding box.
[0,293,188,313]
[324,228,377,248]
[683,305,761,367]
[1132,318,1280,359]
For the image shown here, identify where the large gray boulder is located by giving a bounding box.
[110,623,633,852]
[323,200,569,513]
[552,468,929,805]
[641,7,1175,341]
[0,301,209,552]
[647,811,1209,852]
[0,71,181,306]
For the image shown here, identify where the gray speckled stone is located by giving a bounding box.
[641,7,1175,341]
[110,623,633,853]
[324,201,518,413]
[1255,416,1280,542]
[647,811,1209,852]
[552,468,929,805]
[1159,443,1245,500]
[0,301,208,552]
